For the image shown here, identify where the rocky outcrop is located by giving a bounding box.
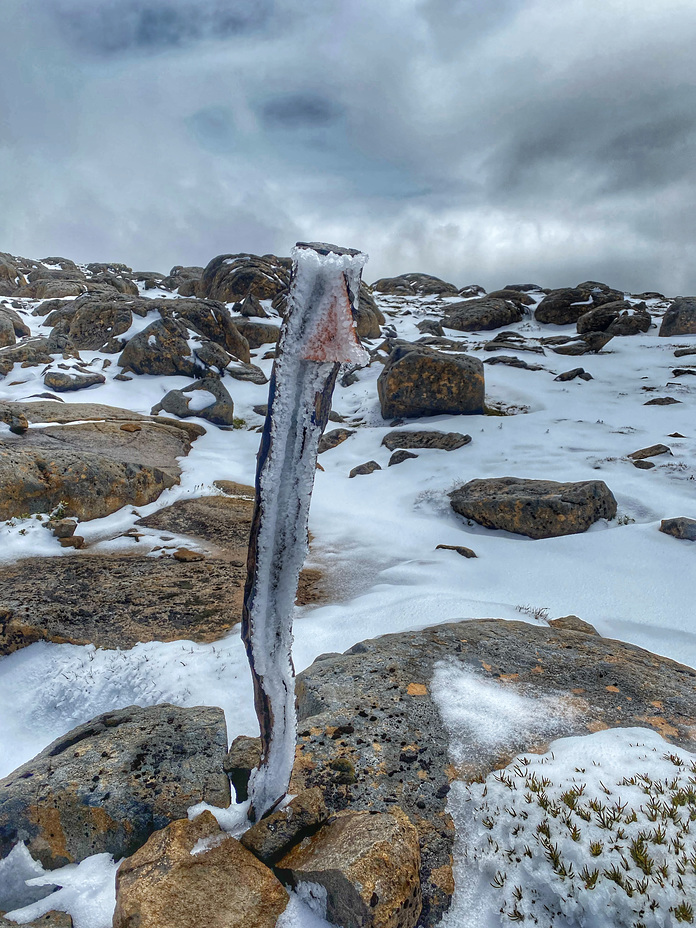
[112,812,287,928]
[155,299,250,363]
[150,377,235,427]
[0,914,72,927]
[198,254,291,303]
[443,298,524,332]
[118,317,200,377]
[47,295,144,351]
[659,297,696,336]
[370,274,458,297]
[0,706,230,869]
[449,477,617,538]
[377,344,484,419]
[576,300,651,335]
[381,430,471,452]
[277,810,422,928]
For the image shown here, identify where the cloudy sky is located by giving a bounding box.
[2,0,696,292]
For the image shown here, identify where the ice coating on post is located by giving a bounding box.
[242,242,368,820]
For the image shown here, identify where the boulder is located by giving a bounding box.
[43,371,106,392]
[554,368,592,382]
[349,461,381,478]
[388,450,418,466]
[0,706,230,869]
[485,288,535,306]
[191,339,235,373]
[0,914,72,927]
[292,618,696,926]
[548,332,614,355]
[277,810,422,928]
[240,788,328,865]
[628,443,671,461]
[483,331,544,354]
[113,812,287,928]
[0,306,31,338]
[86,274,139,296]
[416,319,445,337]
[458,284,486,298]
[377,344,484,419]
[659,517,696,541]
[228,318,279,350]
[576,300,651,335]
[0,313,15,348]
[442,298,524,332]
[318,428,355,454]
[118,318,198,377]
[0,339,56,377]
[370,273,458,297]
[381,430,471,452]
[0,259,27,296]
[136,492,253,551]
[659,297,696,337]
[237,292,268,318]
[449,477,617,538]
[224,736,262,802]
[198,254,291,303]
[155,299,250,363]
[483,355,543,370]
[0,416,198,521]
[49,296,145,350]
[644,396,681,405]
[574,281,624,305]
[354,283,385,339]
[150,377,235,427]
[15,280,85,300]
[160,266,204,296]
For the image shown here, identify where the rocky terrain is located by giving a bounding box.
[0,250,694,927]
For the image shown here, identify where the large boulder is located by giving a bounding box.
[0,706,230,869]
[113,812,287,928]
[449,477,617,538]
[292,618,696,927]
[198,254,291,303]
[442,297,523,332]
[154,299,250,362]
[15,280,85,300]
[277,811,422,928]
[0,306,30,342]
[576,300,651,335]
[0,415,199,521]
[228,318,279,350]
[0,259,27,296]
[151,377,235,427]
[48,295,147,351]
[535,288,594,325]
[377,344,484,419]
[659,297,696,337]
[354,283,385,339]
[370,273,458,297]
[118,318,198,377]
[160,266,205,296]
[0,313,15,348]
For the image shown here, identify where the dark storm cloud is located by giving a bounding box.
[2,0,696,292]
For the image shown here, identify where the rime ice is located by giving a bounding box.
[242,242,368,820]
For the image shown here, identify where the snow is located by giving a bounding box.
[184,389,217,411]
[0,281,694,925]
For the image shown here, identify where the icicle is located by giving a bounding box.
[242,242,368,820]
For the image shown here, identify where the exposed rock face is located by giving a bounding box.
[0,914,72,927]
[198,253,292,303]
[0,417,196,521]
[442,297,524,332]
[112,812,287,928]
[118,317,200,377]
[277,810,422,928]
[659,297,696,336]
[576,300,651,335]
[150,377,235,427]
[43,371,106,392]
[370,273,458,297]
[48,295,144,350]
[354,284,385,339]
[0,338,56,376]
[240,787,328,865]
[377,344,484,419]
[659,517,696,541]
[0,706,230,869]
[155,299,250,363]
[381,430,471,452]
[449,477,617,538]
[136,492,253,551]
[292,618,696,927]
[229,318,279,349]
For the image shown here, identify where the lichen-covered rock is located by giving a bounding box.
[449,477,617,538]
[354,283,385,339]
[224,735,262,802]
[229,318,279,350]
[113,812,287,928]
[443,297,524,332]
[535,288,594,325]
[377,344,484,419]
[318,428,355,454]
[659,297,696,337]
[0,707,230,869]
[241,788,328,865]
[198,253,292,303]
[381,430,471,452]
[43,371,106,392]
[48,296,146,351]
[576,300,651,335]
[118,317,198,376]
[155,298,250,363]
[150,377,235,427]
[277,810,422,928]
[0,339,56,377]
[371,273,458,297]
[349,461,381,478]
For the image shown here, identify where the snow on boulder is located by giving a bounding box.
[449,477,617,538]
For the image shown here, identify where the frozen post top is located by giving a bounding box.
[284,242,369,366]
[242,241,368,821]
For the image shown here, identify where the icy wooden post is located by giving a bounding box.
[242,242,368,820]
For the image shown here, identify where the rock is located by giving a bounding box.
[672,366,696,376]
[674,346,696,357]
[0,914,72,927]
[483,331,545,354]
[0,314,16,349]
[240,788,328,865]
[198,253,291,303]
[628,443,671,460]
[213,480,255,498]
[136,493,253,552]
[388,450,418,466]
[549,332,614,355]
[442,297,524,332]
[172,547,205,562]
[292,618,696,926]
[58,536,85,548]
[0,400,202,436]
[229,318,279,349]
[458,284,486,298]
[224,736,262,802]
[0,552,245,653]
[86,274,139,297]
[156,299,250,363]
[370,273,458,297]
[659,297,696,337]
[0,417,196,521]
[483,355,543,370]
[192,339,235,373]
[416,319,445,337]
[44,518,77,539]
[354,283,385,339]
[160,265,204,296]
[574,281,624,304]
[503,283,543,292]
[0,706,230,869]
[486,288,535,306]
[48,296,142,351]
[449,477,617,539]
[112,812,287,928]
[435,544,477,558]
[659,517,696,541]
[644,396,681,405]
[548,615,598,635]
[43,371,106,392]
[15,280,85,300]
[225,360,268,384]
[0,406,28,435]
[554,368,593,381]
[535,288,593,325]
[633,460,655,470]
[377,344,484,419]
[318,428,355,454]
[381,430,471,452]
[0,339,56,377]
[277,810,422,928]
[118,317,200,377]
[237,292,268,318]
[151,377,235,427]
[349,461,381,478]
[576,300,651,335]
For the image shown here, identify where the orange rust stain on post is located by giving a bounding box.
[301,277,362,363]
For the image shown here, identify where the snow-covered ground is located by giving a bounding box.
[0,273,694,927]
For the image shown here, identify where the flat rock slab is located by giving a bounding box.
[0,554,245,653]
[0,705,230,869]
[449,476,617,539]
[137,494,253,554]
[382,430,471,452]
[291,618,696,928]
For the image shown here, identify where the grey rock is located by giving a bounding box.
[240,788,328,865]
[388,450,418,466]
[228,318,279,350]
[555,368,593,381]
[151,377,235,427]
[381,430,471,452]
[224,735,262,803]
[659,297,696,337]
[43,371,106,392]
[644,396,681,405]
[318,428,355,454]
[659,517,696,541]
[442,297,524,332]
[371,273,458,297]
[349,461,381,478]
[0,705,230,869]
